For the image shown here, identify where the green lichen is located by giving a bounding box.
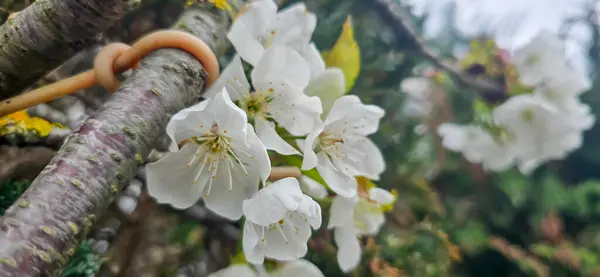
[58,240,101,277]
[0,180,30,216]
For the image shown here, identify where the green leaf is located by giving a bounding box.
[498,171,530,208]
[454,222,488,254]
[537,175,570,212]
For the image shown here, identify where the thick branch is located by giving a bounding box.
[0,4,235,276]
[0,0,135,100]
[370,0,505,97]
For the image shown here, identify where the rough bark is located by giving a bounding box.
[370,0,506,99]
[0,4,235,276]
[0,0,135,100]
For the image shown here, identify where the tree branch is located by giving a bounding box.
[0,3,238,276]
[370,0,505,98]
[0,0,135,100]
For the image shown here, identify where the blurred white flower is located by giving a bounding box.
[438,123,516,171]
[206,46,322,156]
[493,94,591,174]
[300,96,386,197]
[242,177,322,264]
[400,77,433,117]
[512,31,568,86]
[146,89,271,220]
[228,0,317,66]
[328,187,396,272]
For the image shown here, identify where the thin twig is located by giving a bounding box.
[370,0,505,98]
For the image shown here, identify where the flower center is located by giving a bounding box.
[186,126,250,195]
[239,90,273,119]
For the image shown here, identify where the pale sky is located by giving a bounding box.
[405,0,596,70]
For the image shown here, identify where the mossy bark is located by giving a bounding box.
[0,0,135,100]
[0,4,235,277]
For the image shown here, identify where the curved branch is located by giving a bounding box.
[0,4,238,276]
[0,0,135,100]
[370,0,505,98]
[0,146,56,182]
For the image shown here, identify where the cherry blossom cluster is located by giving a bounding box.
[438,31,594,174]
[145,0,395,274]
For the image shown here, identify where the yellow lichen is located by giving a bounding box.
[185,0,232,11]
[210,0,232,10]
[0,110,63,137]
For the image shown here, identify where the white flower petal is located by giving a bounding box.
[354,200,385,235]
[251,45,310,89]
[300,175,328,199]
[302,43,326,78]
[350,138,386,180]
[227,0,277,66]
[254,116,301,155]
[166,99,212,147]
[334,227,362,273]
[296,194,322,229]
[237,123,272,184]
[243,220,266,264]
[300,125,323,170]
[368,187,395,205]
[244,219,309,263]
[146,143,208,209]
[325,95,385,137]
[202,158,254,220]
[316,151,357,197]
[243,177,304,226]
[272,3,316,51]
[205,55,251,101]
[437,123,471,152]
[207,264,257,277]
[210,89,249,140]
[305,68,346,115]
[270,259,325,277]
[328,195,357,229]
[261,80,322,135]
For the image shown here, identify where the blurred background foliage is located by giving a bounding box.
[3,0,600,276]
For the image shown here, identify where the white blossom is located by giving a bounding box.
[242,177,322,264]
[301,96,386,197]
[146,89,270,220]
[400,77,433,117]
[302,43,346,115]
[228,0,317,66]
[206,45,322,156]
[328,187,396,273]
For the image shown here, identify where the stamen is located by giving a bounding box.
[276,223,289,243]
[193,150,210,183]
[187,146,203,167]
[227,147,249,176]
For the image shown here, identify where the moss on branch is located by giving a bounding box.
[0,3,237,277]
